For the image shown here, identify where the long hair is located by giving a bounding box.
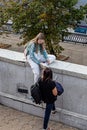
[43,68,53,81]
[25,32,45,49]
[30,32,45,44]
[30,32,45,53]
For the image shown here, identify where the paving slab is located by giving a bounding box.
[0,104,79,130]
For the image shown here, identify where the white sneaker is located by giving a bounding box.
[46,128,54,130]
[42,128,53,130]
[47,128,54,130]
[40,62,49,69]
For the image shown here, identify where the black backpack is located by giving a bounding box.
[30,81,42,104]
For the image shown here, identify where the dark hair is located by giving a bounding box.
[43,68,53,81]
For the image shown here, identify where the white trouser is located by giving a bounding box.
[27,54,56,83]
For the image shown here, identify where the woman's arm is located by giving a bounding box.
[24,43,30,58]
[24,48,27,59]
[52,87,58,96]
[42,44,51,64]
[30,44,40,64]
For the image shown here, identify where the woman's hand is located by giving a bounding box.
[42,43,45,50]
[47,59,50,64]
[40,62,48,69]
[52,87,58,96]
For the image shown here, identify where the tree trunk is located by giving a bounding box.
[46,39,57,57]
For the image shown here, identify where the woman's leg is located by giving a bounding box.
[43,103,54,129]
[48,54,56,64]
[27,55,40,83]
[40,54,56,64]
[51,103,57,114]
[39,54,56,69]
[52,103,55,111]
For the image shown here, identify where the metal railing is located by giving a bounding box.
[62,32,87,45]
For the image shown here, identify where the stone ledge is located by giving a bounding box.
[0,48,29,66]
[0,57,28,67]
[49,60,87,79]
[0,48,87,79]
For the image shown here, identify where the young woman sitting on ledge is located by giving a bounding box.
[24,32,56,83]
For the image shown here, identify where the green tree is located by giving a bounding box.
[0,0,85,56]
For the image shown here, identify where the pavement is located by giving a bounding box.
[0,104,79,130]
[60,41,87,65]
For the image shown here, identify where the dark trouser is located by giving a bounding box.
[43,103,55,129]
[52,103,55,111]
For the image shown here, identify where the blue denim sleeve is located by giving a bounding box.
[29,44,40,64]
[42,49,48,60]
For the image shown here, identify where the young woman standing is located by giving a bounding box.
[39,68,58,130]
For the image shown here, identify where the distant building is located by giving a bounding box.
[75,0,87,27]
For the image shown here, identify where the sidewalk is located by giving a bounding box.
[0,104,79,130]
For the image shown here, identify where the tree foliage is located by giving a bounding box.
[0,0,85,56]
[82,4,87,16]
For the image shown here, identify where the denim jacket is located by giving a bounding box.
[26,42,48,64]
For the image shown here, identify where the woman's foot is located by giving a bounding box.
[42,128,54,130]
[47,128,54,130]
[51,110,57,114]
